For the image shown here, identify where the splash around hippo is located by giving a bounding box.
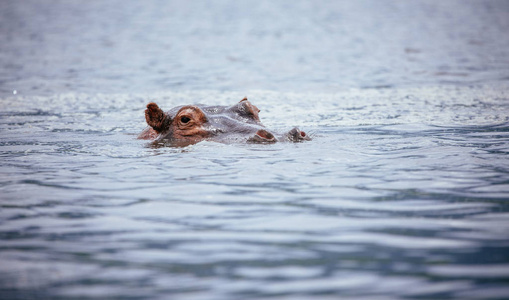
[138,97,310,146]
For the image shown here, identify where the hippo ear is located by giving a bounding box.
[145,102,172,132]
[230,97,261,122]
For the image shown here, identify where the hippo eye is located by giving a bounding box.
[180,116,191,124]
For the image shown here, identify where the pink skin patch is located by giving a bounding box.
[256,129,275,140]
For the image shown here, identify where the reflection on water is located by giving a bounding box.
[1,0,509,299]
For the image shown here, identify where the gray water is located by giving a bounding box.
[1,1,509,299]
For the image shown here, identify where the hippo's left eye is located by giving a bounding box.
[180,116,191,124]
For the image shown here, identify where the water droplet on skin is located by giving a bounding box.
[13,90,17,95]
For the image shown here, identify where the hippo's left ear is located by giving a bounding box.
[145,102,172,133]
[229,97,261,122]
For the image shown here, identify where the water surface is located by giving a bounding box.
[1,1,509,299]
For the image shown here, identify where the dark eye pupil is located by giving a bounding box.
[181,116,191,123]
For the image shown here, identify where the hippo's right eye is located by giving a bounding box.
[180,116,191,124]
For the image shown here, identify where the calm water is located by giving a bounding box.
[1,1,509,300]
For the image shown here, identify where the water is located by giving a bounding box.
[1,0,509,95]
[1,1,509,300]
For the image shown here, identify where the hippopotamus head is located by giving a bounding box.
[138,97,310,146]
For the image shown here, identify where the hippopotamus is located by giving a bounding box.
[138,97,310,146]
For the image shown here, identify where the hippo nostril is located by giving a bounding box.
[286,127,311,142]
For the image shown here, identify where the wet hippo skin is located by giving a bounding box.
[138,97,310,146]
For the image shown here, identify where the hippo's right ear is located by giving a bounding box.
[145,102,172,133]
